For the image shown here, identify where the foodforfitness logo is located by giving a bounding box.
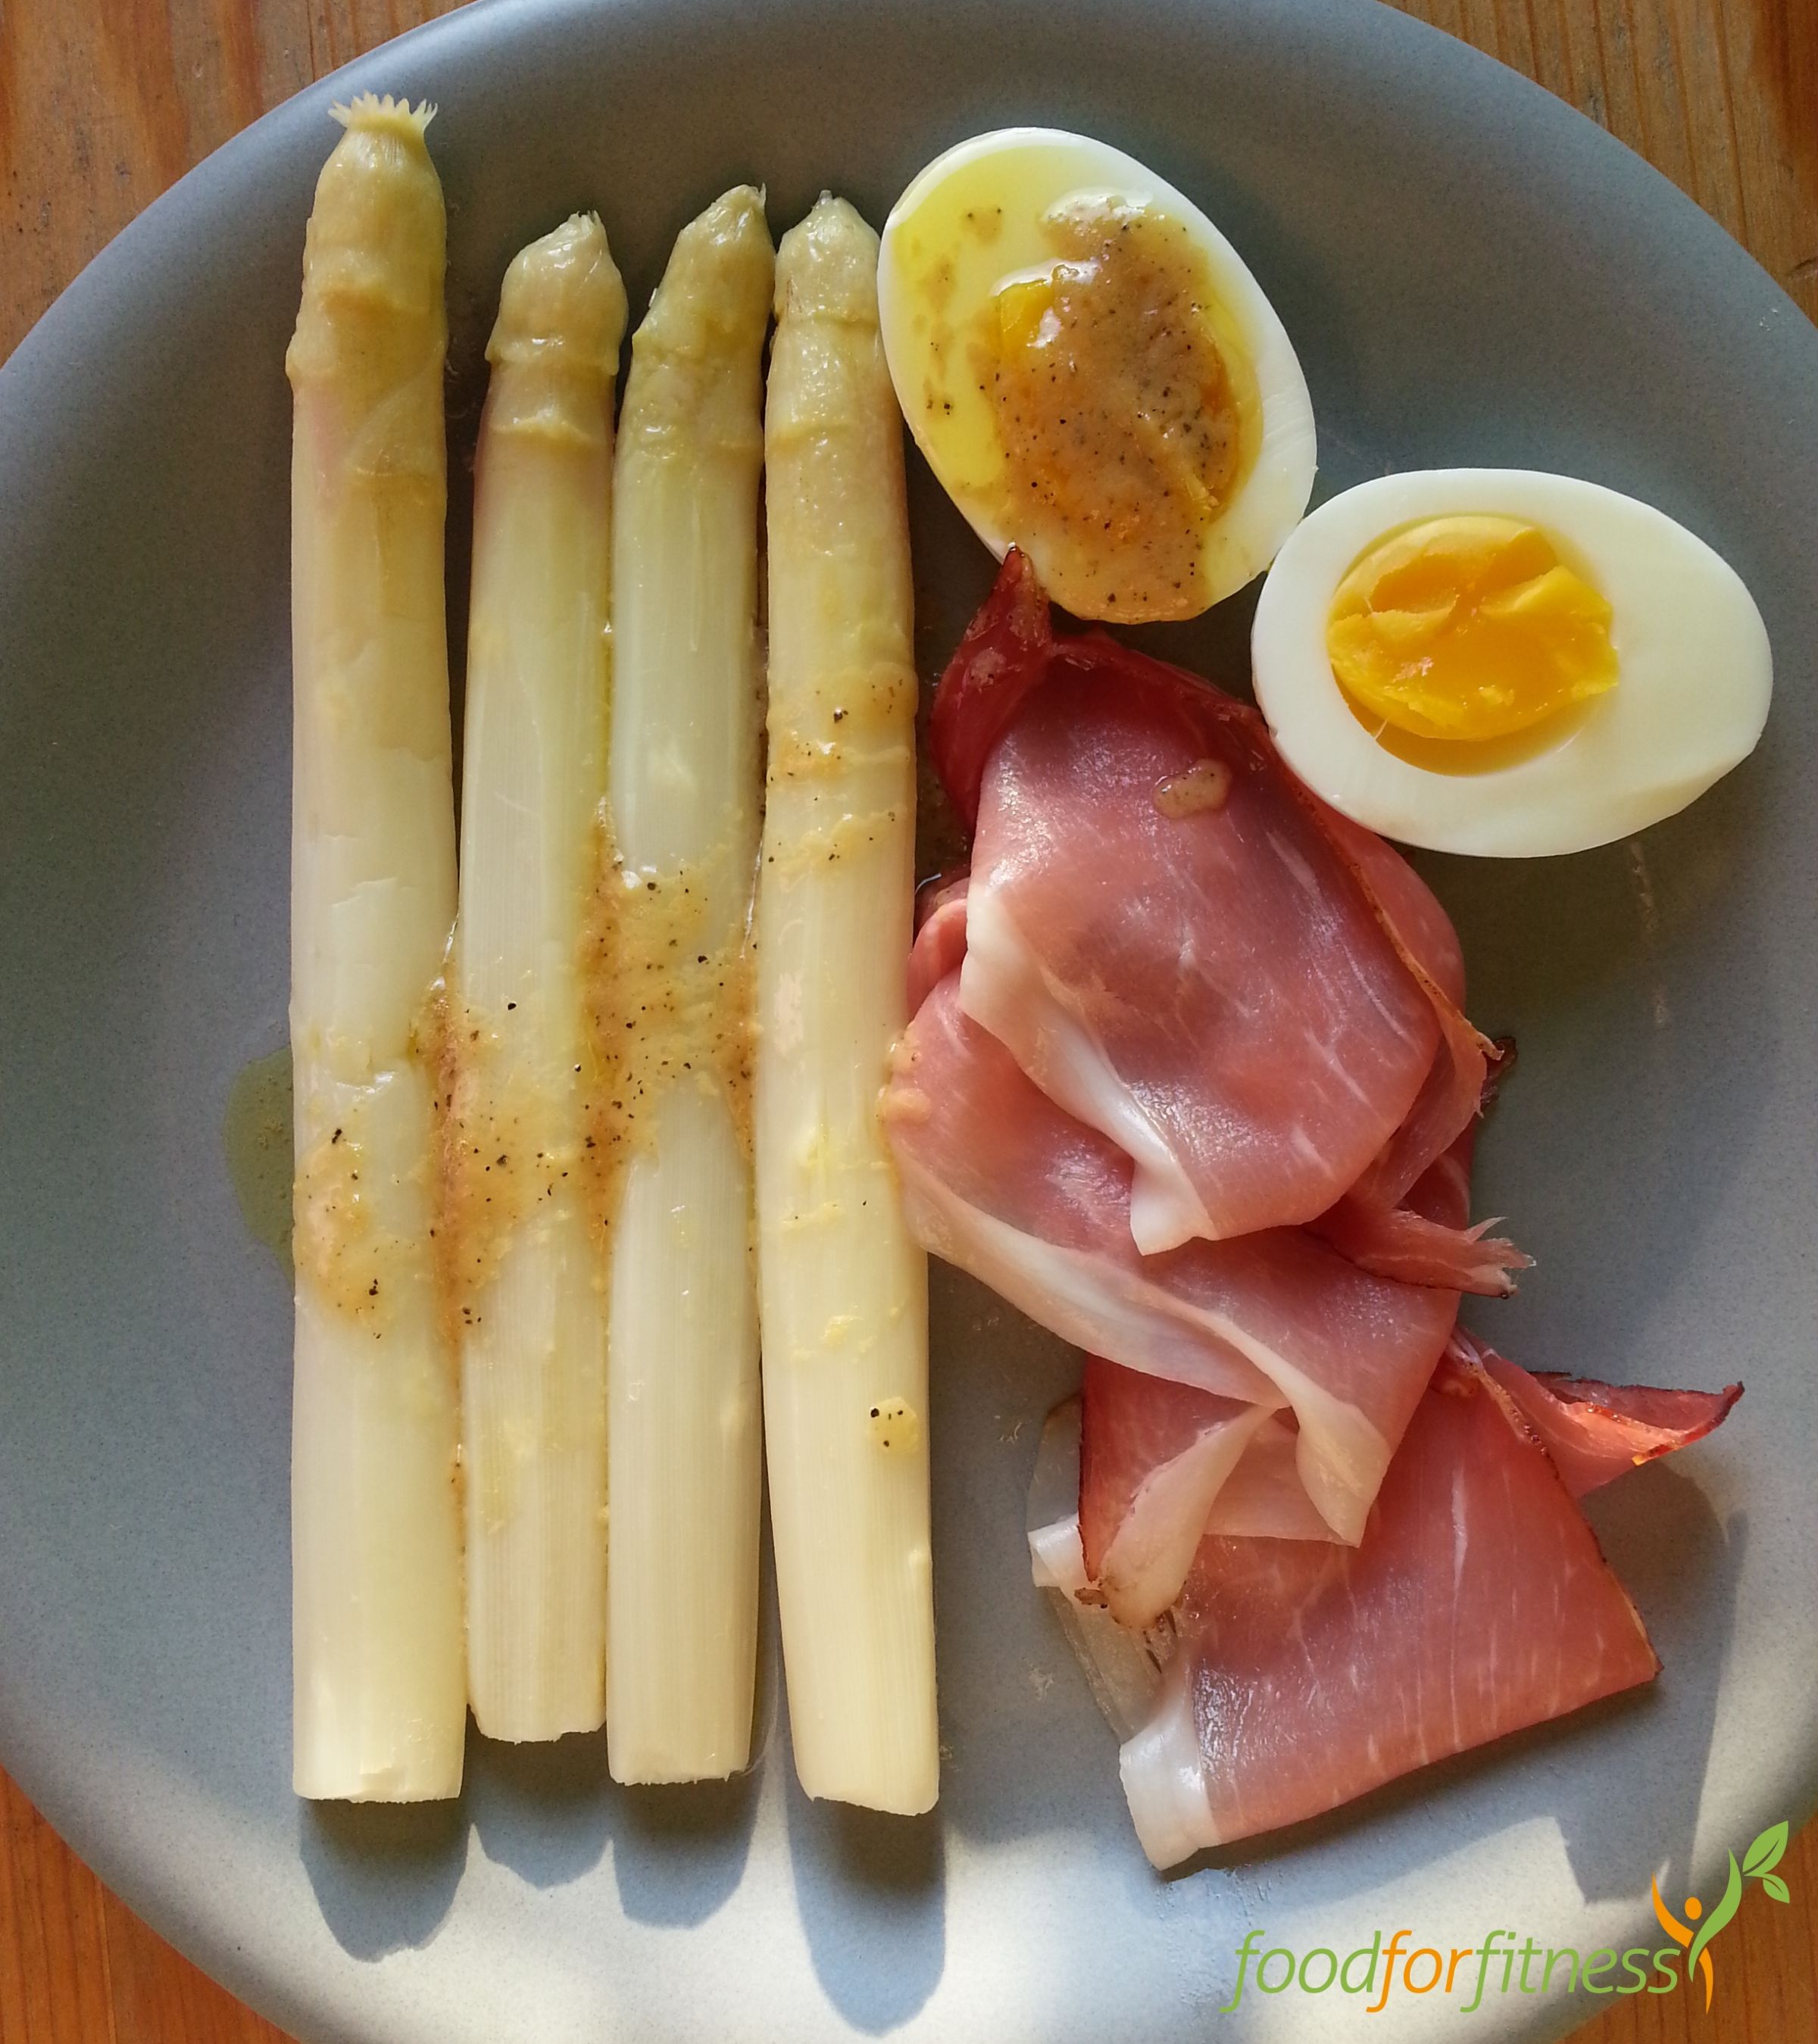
[1219,1821,1792,2016]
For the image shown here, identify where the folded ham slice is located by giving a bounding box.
[882,972,1457,1543]
[907,869,970,1016]
[1117,1351,1663,1865]
[1079,1357,1329,1628]
[1450,1328,1744,1497]
[930,551,1501,1257]
[1070,1117,1515,1627]
[1079,1359,1266,1629]
[1061,1128,1735,1778]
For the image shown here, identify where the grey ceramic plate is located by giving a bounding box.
[2,2,1815,2039]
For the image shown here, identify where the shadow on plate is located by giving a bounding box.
[1435,771,1775,1378]
[1586,1469,1750,1905]
[463,1721,615,1890]
[298,1799,467,1961]
[607,1772,763,1929]
[785,1782,948,2036]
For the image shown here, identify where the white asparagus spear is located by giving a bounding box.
[603,189,773,1783]
[451,214,626,1741]
[287,94,464,1800]
[754,195,939,1814]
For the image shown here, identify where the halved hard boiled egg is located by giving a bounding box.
[1251,470,1772,856]
[878,128,1316,623]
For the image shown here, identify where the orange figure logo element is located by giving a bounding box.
[1651,1822,1794,2011]
[1651,1881,1716,2008]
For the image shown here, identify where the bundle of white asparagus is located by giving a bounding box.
[289,100,936,1812]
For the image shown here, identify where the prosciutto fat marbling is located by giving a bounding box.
[929,551,1502,1262]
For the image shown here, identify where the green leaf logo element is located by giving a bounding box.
[1687,1852,1745,1984]
[1761,1874,1791,1905]
[1742,1821,1789,1880]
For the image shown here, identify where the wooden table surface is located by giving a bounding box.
[1,0,1814,2039]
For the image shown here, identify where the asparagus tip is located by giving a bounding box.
[330,92,436,140]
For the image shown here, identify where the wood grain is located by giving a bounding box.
[0,0,1812,2039]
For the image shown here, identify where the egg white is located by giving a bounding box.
[878,127,1317,616]
[1251,469,1773,856]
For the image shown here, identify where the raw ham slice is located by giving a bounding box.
[882,972,1457,1543]
[907,871,969,1015]
[1117,1352,1662,1865]
[1070,1337,1739,1672]
[926,545,1054,835]
[1079,1357,1340,1627]
[1450,1328,1743,1497]
[931,551,1501,1256]
[1079,1357,1272,1627]
[1311,1176,1523,1294]
[1071,1111,1537,1629]
[1312,1097,1529,1297]
[1310,800,1492,1218]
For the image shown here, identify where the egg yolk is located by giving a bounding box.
[982,204,1254,621]
[1327,516,1618,743]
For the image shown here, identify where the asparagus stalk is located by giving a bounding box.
[451,214,626,1741]
[602,189,773,1783]
[286,95,464,1800]
[754,195,938,1813]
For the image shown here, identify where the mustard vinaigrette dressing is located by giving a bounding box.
[985,203,1257,620]
[223,1047,295,1272]
[878,127,1315,622]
